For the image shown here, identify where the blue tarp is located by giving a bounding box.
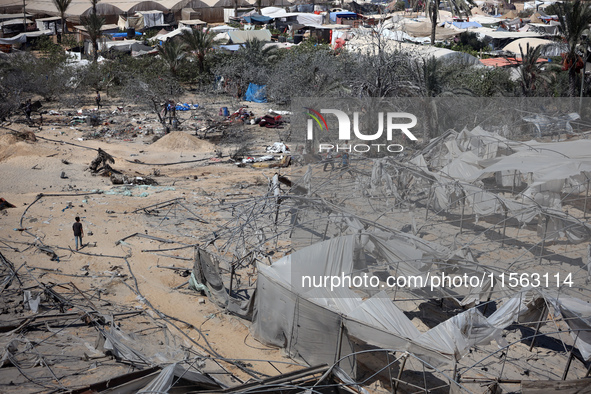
[243,14,274,24]
[110,32,142,37]
[329,11,357,22]
[450,21,482,28]
[244,83,267,103]
[175,103,199,111]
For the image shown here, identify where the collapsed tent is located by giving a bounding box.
[252,232,591,375]
[252,232,543,371]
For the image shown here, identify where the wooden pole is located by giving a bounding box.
[23,0,26,33]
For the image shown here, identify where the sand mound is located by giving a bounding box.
[0,133,53,162]
[148,131,215,153]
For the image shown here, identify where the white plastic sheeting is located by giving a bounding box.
[544,294,591,361]
[411,126,591,243]
[253,234,542,370]
[260,6,323,26]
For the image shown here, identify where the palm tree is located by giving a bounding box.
[425,0,475,45]
[81,0,104,62]
[518,43,552,97]
[556,0,591,97]
[179,28,215,73]
[157,40,187,76]
[82,13,104,62]
[240,38,278,63]
[51,0,72,43]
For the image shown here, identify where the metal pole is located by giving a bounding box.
[425,186,433,220]
[501,205,508,247]
[539,214,548,265]
[562,331,580,380]
[228,264,235,298]
[323,219,330,241]
[529,303,547,352]
[459,192,465,234]
[580,41,587,116]
[394,354,407,394]
[334,317,344,366]
[387,351,395,394]
[584,178,590,219]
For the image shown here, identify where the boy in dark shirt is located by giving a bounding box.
[73,216,84,251]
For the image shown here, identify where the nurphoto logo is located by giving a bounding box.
[304,107,419,154]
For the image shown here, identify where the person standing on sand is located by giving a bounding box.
[24,99,32,121]
[95,91,101,109]
[73,216,84,251]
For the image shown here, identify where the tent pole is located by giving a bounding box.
[335,317,344,366]
[529,303,547,352]
[323,219,330,241]
[425,186,433,220]
[499,346,509,380]
[459,192,465,234]
[394,354,407,394]
[539,215,548,265]
[501,205,508,247]
[584,178,589,219]
[289,212,297,238]
[228,264,235,298]
[562,331,579,380]
[386,351,395,394]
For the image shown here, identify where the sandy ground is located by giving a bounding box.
[0,94,301,392]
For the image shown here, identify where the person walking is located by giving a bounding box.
[95,91,101,109]
[323,147,335,171]
[24,99,32,122]
[73,216,84,251]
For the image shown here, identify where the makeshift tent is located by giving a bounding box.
[261,7,323,26]
[329,11,357,23]
[450,21,482,29]
[227,29,272,43]
[502,37,567,57]
[244,83,267,103]
[243,14,274,24]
